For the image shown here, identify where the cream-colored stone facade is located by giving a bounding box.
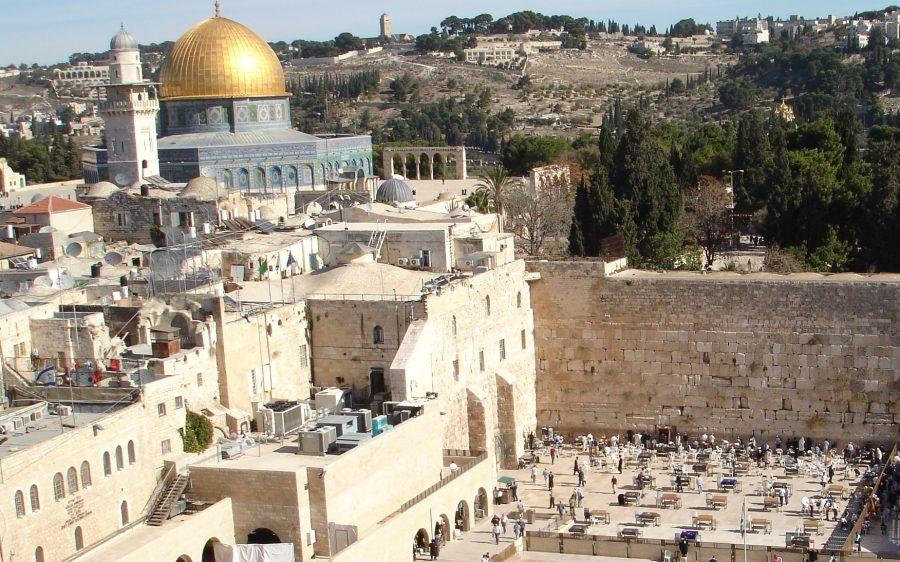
[528,262,899,443]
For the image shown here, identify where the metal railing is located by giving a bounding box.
[841,444,898,551]
[306,293,424,302]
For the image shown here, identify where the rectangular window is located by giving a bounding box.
[152,212,161,226]
[175,396,184,409]
[196,372,203,387]
[161,439,171,454]
[521,329,527,349]
[178,211,193,227]
[499,339,506,361]
[479,350,485,372]
[157,403,166,416]
[453,359,459,381]
[115,213,128,227]
[299,345,308,368]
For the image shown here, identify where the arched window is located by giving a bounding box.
[517,291,522,308]
[373,325,384,345]
[115,446,124,470]
[29,484,39,512]
[485,296,491,316]
[74,526,84,550]
[103,452,112,476]
[67,467,78,494]
[80,461,92,488]
[451,316,457,336]
[53,473,65,501]
[254,168,266,189]
[127,441,136,464]
[121,500,129,525]
[35,546,45,562]
[14,490,25,517]
[223,170,234,189]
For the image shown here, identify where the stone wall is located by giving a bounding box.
[528,262,899,444]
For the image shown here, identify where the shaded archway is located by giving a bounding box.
[438,513,451,542]
[202,538,221,562]
[392,154,405,178]
[405,154,419,180]
[433,154,445,180]
[474,488,488,521]
[176,556,193,562]
[247,528,280,544]
[74,526,84,550]
[414,528,429,550]
[456,499,471,531]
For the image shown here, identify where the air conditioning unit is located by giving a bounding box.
[256,401,311,437]
[409,258,422,267]
[298,425,337,454]
[397,257,409,266]
[306,530,317,545]
[12,417,25,430]
[340,408,373,433]
[58,405,73,417]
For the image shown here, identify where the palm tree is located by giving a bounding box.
[473,165,518,230]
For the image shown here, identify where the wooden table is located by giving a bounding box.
[826,484,848,499]
[590,510,610,525]
[637,511,661,526]
[762,496,781,511]
[707,494,728,509]
[751,518,772,534]
[803,519,822,535]
[659,493,682,509]
[693,514,716,530]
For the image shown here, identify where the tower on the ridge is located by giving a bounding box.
[100,25,160,187]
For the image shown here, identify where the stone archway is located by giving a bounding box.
[382,147,467,180]
[248,528,280,544]
[176,556,193,562]
[474,488,488,521]
[438,513,452,542]
[202,538,220,562]
[414,528,429,552]
[456,499,471,531]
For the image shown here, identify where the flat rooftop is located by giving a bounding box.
[192,441,342,472]
[317,221,451,232]
[0,407,108,459]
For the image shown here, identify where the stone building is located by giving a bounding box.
[0,157,26,194]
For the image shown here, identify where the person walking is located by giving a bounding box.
[531,465,537,484]
[618,456,624,474]
[492,522,502,545]
[696,476,704,494]
[548,471,554,491]
[854,532,862,552]
[500,513,508,534]
[556,500,566,518]
[550,446,557,464]
[542,467,549,486]
[428,539,439,560]
[612,476,618,494]
[578,468,586,487]
[511,482,518,501]
[549,492,555,509]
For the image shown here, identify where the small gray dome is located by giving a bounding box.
[110,25,138,51]
[180,176,219,201]
[376,177,414,203]
[86,181,118,199]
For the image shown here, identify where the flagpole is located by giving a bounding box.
[743,497,748,562]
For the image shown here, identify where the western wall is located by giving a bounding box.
[527,261,899,444]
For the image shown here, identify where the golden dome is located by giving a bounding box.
[159,16,288,101]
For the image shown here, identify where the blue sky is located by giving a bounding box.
[0,0,882,66]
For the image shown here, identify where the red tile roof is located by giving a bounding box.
[13,196,91,215]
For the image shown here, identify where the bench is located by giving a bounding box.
[693,514,716,530]
[751,518,772,534]
[720,478,739,491]
[623,492,641,505]
[826,484,848,499]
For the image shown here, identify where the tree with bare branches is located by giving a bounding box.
[684,175,733,269]
[505,174,573,256]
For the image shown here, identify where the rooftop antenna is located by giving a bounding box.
[214,0,221,17]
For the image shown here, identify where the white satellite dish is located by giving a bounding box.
[100,296,113,305]
[306,202,323,216]
[58,274,76,290]
[65,242,84,258]
[32,276,53,288]
[30,194,45,203]
[38,226,57,234]
[462,204,471,212]
[303,218,317,229]
[103,251,124,266]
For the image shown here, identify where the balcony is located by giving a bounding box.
[101,98,159,112]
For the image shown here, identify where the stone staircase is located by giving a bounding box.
[147,473,189,526]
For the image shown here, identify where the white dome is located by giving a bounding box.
[110,25,139,51]
[87,181,119,199]
[180,177,220,201]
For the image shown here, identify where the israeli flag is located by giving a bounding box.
[35,366,57,386]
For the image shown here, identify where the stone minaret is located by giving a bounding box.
[101,25,160,186]
[380,13,393,38]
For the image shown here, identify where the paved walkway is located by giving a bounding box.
[434,517,518,561]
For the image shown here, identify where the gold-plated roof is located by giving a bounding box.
[159,16,288,101]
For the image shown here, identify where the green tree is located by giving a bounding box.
[473,165,519,225]
[182,410,213,453]
[718,78,758,110]
[501,135,571,175]
[733,112,772,211]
